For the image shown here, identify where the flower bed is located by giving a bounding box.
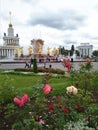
[0,58,98,130]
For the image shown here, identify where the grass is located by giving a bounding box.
[0,70,98,96]
[0,72,70,96]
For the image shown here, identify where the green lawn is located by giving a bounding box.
[0,70,98,97]
[0,72,70,96]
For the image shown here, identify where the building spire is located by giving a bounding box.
[9,12,12,27]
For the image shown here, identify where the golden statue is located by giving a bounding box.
[57,48,59,55]
[53,48,59,56]
[47,47,51,55]
[20,47,24,55]
[38,45,42,54]
[52,47,56,56]
[14,48,18,55]
[28,46,33,55]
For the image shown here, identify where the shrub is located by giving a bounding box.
[2,84,98,130]
[14,68,32,72]
[14,67,65,74]
[33,58,38,73]
[38,67,65,74]
[0,75,17,104]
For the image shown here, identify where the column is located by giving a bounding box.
[7,49,9,57]
[13,49,14,56]
[12,49,13,56]
[5,49,7,56]
[82,48,83,57]
[85,49,86,57]
[6,49,7,56]
[10,49,11,56]
[10,49,12,57]
[0,49,1,56]
[4,49,5,56]
[2,49,3,56]
[9,49,11,57]
[8,49,9,57]
[88,48,89,57]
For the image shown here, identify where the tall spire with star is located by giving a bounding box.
[8,12,14,36]
[9,12,12,27]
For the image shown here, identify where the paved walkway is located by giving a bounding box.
[0,62,98,71]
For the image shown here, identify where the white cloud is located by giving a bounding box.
[0,0,98,54]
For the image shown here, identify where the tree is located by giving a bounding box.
[93,50,98,57]
[70,45,75,56]
[33,58,38,73]
[60,47,68,56]
[76,50,80,56]
[71,45,75,52]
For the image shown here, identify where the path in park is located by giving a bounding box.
[0,62,98,71]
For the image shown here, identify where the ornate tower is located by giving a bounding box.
[0,12,20,57]
[3,12,19,46]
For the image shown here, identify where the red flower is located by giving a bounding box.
[62,108,70,114]
[75,82,79,87]
[56,96,61,103]
[65,61,71,69]
[48,104,54,111]
[74,102,79,109]
[76,106,84,112]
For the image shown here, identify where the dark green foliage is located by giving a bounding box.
[60,46,68,56]
[38,67,65,74]
[93,50,98,57]
[14,68,33,72]
[76,50,80,56]
[33,58,38,73]
[70,45,75,56]
[14,67,65,74]
[42,73,52,84]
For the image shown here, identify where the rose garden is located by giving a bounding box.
[0,58,98,130]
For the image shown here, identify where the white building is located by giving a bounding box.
[77,43,93,58]
[0,13,20,58]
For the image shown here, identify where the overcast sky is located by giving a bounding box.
[0,0,98,54]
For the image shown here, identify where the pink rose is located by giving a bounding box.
[43,84,52,94]
[13,94,29,107]
[39,119,45,125]
[14,97,21,106]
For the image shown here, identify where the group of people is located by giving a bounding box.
[25,58,33,68]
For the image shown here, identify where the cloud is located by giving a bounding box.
[22,0,40,5]
[82,33,98,40]
[64,40,77,44]
[28,9,86,30]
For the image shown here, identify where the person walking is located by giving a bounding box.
[25,60,29,68]
[30,58,33,68]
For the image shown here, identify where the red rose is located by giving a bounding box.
[48,104,54,111]
[76,106,84,112]
[65,61,71,69]
[75,82,79,87]
[62,108,70,114]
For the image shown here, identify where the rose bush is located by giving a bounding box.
[0,59,98,130]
